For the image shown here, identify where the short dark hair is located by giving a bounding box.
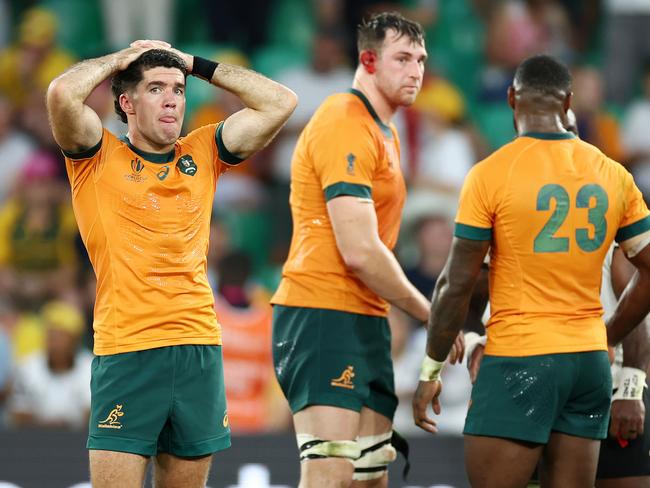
[111,49,188,123]
[357,11,424,56]
[513,54,572,95]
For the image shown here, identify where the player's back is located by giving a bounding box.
[459,133,646,356]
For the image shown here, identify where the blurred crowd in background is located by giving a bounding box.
[0,0,649,437]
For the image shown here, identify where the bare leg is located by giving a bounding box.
[294,405,360,488]
[89,450,149,488]
[351,407,393,488]
[464,434,543,488]
[153,453,213,488]
[539,432,599,488]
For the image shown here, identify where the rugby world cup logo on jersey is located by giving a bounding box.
[124,157,147,182]
[176,154,197,176]
[98,404,124,429]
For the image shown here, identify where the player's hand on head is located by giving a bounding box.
[609,399,645,440]
[412,380,442,434]
[467,343,485,384]
[130,40,171,49]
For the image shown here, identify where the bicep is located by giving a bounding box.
[220,107,281,160]
[326,196,379,256]
[46,86,103,153]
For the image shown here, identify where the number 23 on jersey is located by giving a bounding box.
[534,183,608,253]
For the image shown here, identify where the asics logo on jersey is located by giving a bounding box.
[346,153,356,175]
[331,365,355,389]
[176,155,197,176]
[98,404,124,429]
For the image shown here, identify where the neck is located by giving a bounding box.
[352,68,397,124]
[515,112,569,136]
[126,129,175,154]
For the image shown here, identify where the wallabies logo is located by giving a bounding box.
[176,155,197,176]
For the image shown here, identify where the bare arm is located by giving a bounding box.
[327,196,430,322]
[607,243,650,347]
[426,238,490,361]
[46,44,152,153]
[202,60,297,159]
[611,246,650,373]
[412,237,489,433]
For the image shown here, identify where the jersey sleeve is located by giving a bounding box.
[62,129,113,190]
[454,163,494,241]
[310,117,378,201]
[615,167,650,243]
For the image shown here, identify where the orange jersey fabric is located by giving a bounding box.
[65,123,239,355]
[216,296,277,432]
[456,133,650,356]
[272,90,406,316]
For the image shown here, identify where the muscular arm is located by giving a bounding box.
[611,247,650,373]
[206,62,297,159]
[327,196,430,322]
[607,243,650,347]
[46,46,148,153]
[426,238,490,362]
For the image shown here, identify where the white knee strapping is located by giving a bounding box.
[352,431,396,481]
[296,433,360,462]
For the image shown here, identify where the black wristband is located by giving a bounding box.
[192,56,219,81]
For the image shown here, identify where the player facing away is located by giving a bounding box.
[412,54,650,488]
[46,40,296,488]
[271,11,444,488]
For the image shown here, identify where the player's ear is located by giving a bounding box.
[119,92,135,117]
[507,85,515,110]
[563,92,573,113]
[360,50,377,74]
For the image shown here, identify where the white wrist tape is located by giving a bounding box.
[419,355,445,382]
[612,367,647,401]
[464,332,487,363]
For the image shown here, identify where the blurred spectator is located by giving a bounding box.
[215,252,291,433]
[8,300,92,429]
[100,0,174,50]
[572,65,625,162]
[0,299,14,425]
[0,95,36,203]
[271,27,353,183]
[0,152,79,311]
[622,64,650,202]
[604,0,650,105]
[481,0,571,101]
[409,76,477,194]
[202,0,271,54]
[0,7,76,109]
[0,0,9,49]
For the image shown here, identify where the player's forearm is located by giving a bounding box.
[350,243,430,323]
[622,316,650,373]
[426,271,472,362]
[607,270,650,346]
[210,63,297,121]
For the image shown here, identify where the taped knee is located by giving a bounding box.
[352,431,396,481]
[297,434,360,463]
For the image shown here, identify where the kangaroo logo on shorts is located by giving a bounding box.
[176,155,197,176]
[223,412,229,428]
[331,365,355,389]
[98,404,124,429]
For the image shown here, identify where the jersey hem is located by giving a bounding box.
[484,343,607,357]
[93,336,221,356]
[270,298,388,318]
